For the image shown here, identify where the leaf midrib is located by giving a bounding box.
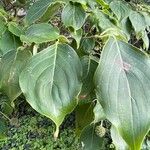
[114,38,135,149]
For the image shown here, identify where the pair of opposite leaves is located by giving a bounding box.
[5,37,149,149]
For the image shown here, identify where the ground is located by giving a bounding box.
[0,102,80,150]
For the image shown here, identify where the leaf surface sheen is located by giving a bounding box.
[19,43,82,127]
[95,37,150,150]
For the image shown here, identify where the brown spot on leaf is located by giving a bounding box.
[116,59,131,72]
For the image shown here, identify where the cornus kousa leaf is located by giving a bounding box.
[0,49,32,101]
[40,2,62,22]
[75,102,95,136]
[110,0,131,21]
[78,56,98,104]
[61,2,86,30]
[129,11,147,33]
[20,23,59,44]
[111,126,129,150]
[94,37,150,150]
[19,43,82,138]
[8,22,24,37]
[0,31,21,56]
[26,0,64,25]
[80,124,105,150]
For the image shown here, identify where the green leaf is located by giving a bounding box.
[19,43,82,134]
[129,11,146,33]
[78,56,97,103]
[96,0,109,8]
[61,2,86,30]
[0,18,6,37]
[121,18,132,40]
[8,22,24,37]
[94,37,150,149]
[0,49,32,101]
[17,0,26,4]
[70,29,83,49]
[20,23,59,44]
[69,0,87,5]
[0,31,21,55]
[141,31,149,50]
[0,95,13,116]
[0,118,7,140]
[110,0,131,21]
[80,124,105,150]
[93,101,105,123]
[111,126,129,150]
[140,11,150,27]
[93,9,115,30]
[40,2,62,22]
[79,38,95,55]
[26,0,60,24]
[75,102,95,136]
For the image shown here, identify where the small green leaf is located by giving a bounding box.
[75,102,94,136]
[0,18,6,37]
[62,2,86,30]
[129,11,146,33]
[8,22,24,37]
[110,0,131,21]
[0,118,7,140]
[20,23,59,44]
[78,56,97,103]
[58,35,69,43]
[93,101,105,123]
[19,43,82,135]
[141,31,149,50]
[70,29,83,49]
[0,95,13,116]
[95,0,109,8]
[121,18,132,40]
[80,124,105,150]
[0,49,32,101]
[111,126,129,150]
[40,2,62,22]
[26,0,58,24]
[93,9,115,30]
[140,11,150,27]
[17,0,26,4]
[69,0,87,5]
[0,31,21,55]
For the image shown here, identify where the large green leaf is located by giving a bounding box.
[19,43,82,136]
[110,0,131,21]
[0,49,32,101]
[94,37,150,149]
[61,2,86,30]
[20,23,59,44]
